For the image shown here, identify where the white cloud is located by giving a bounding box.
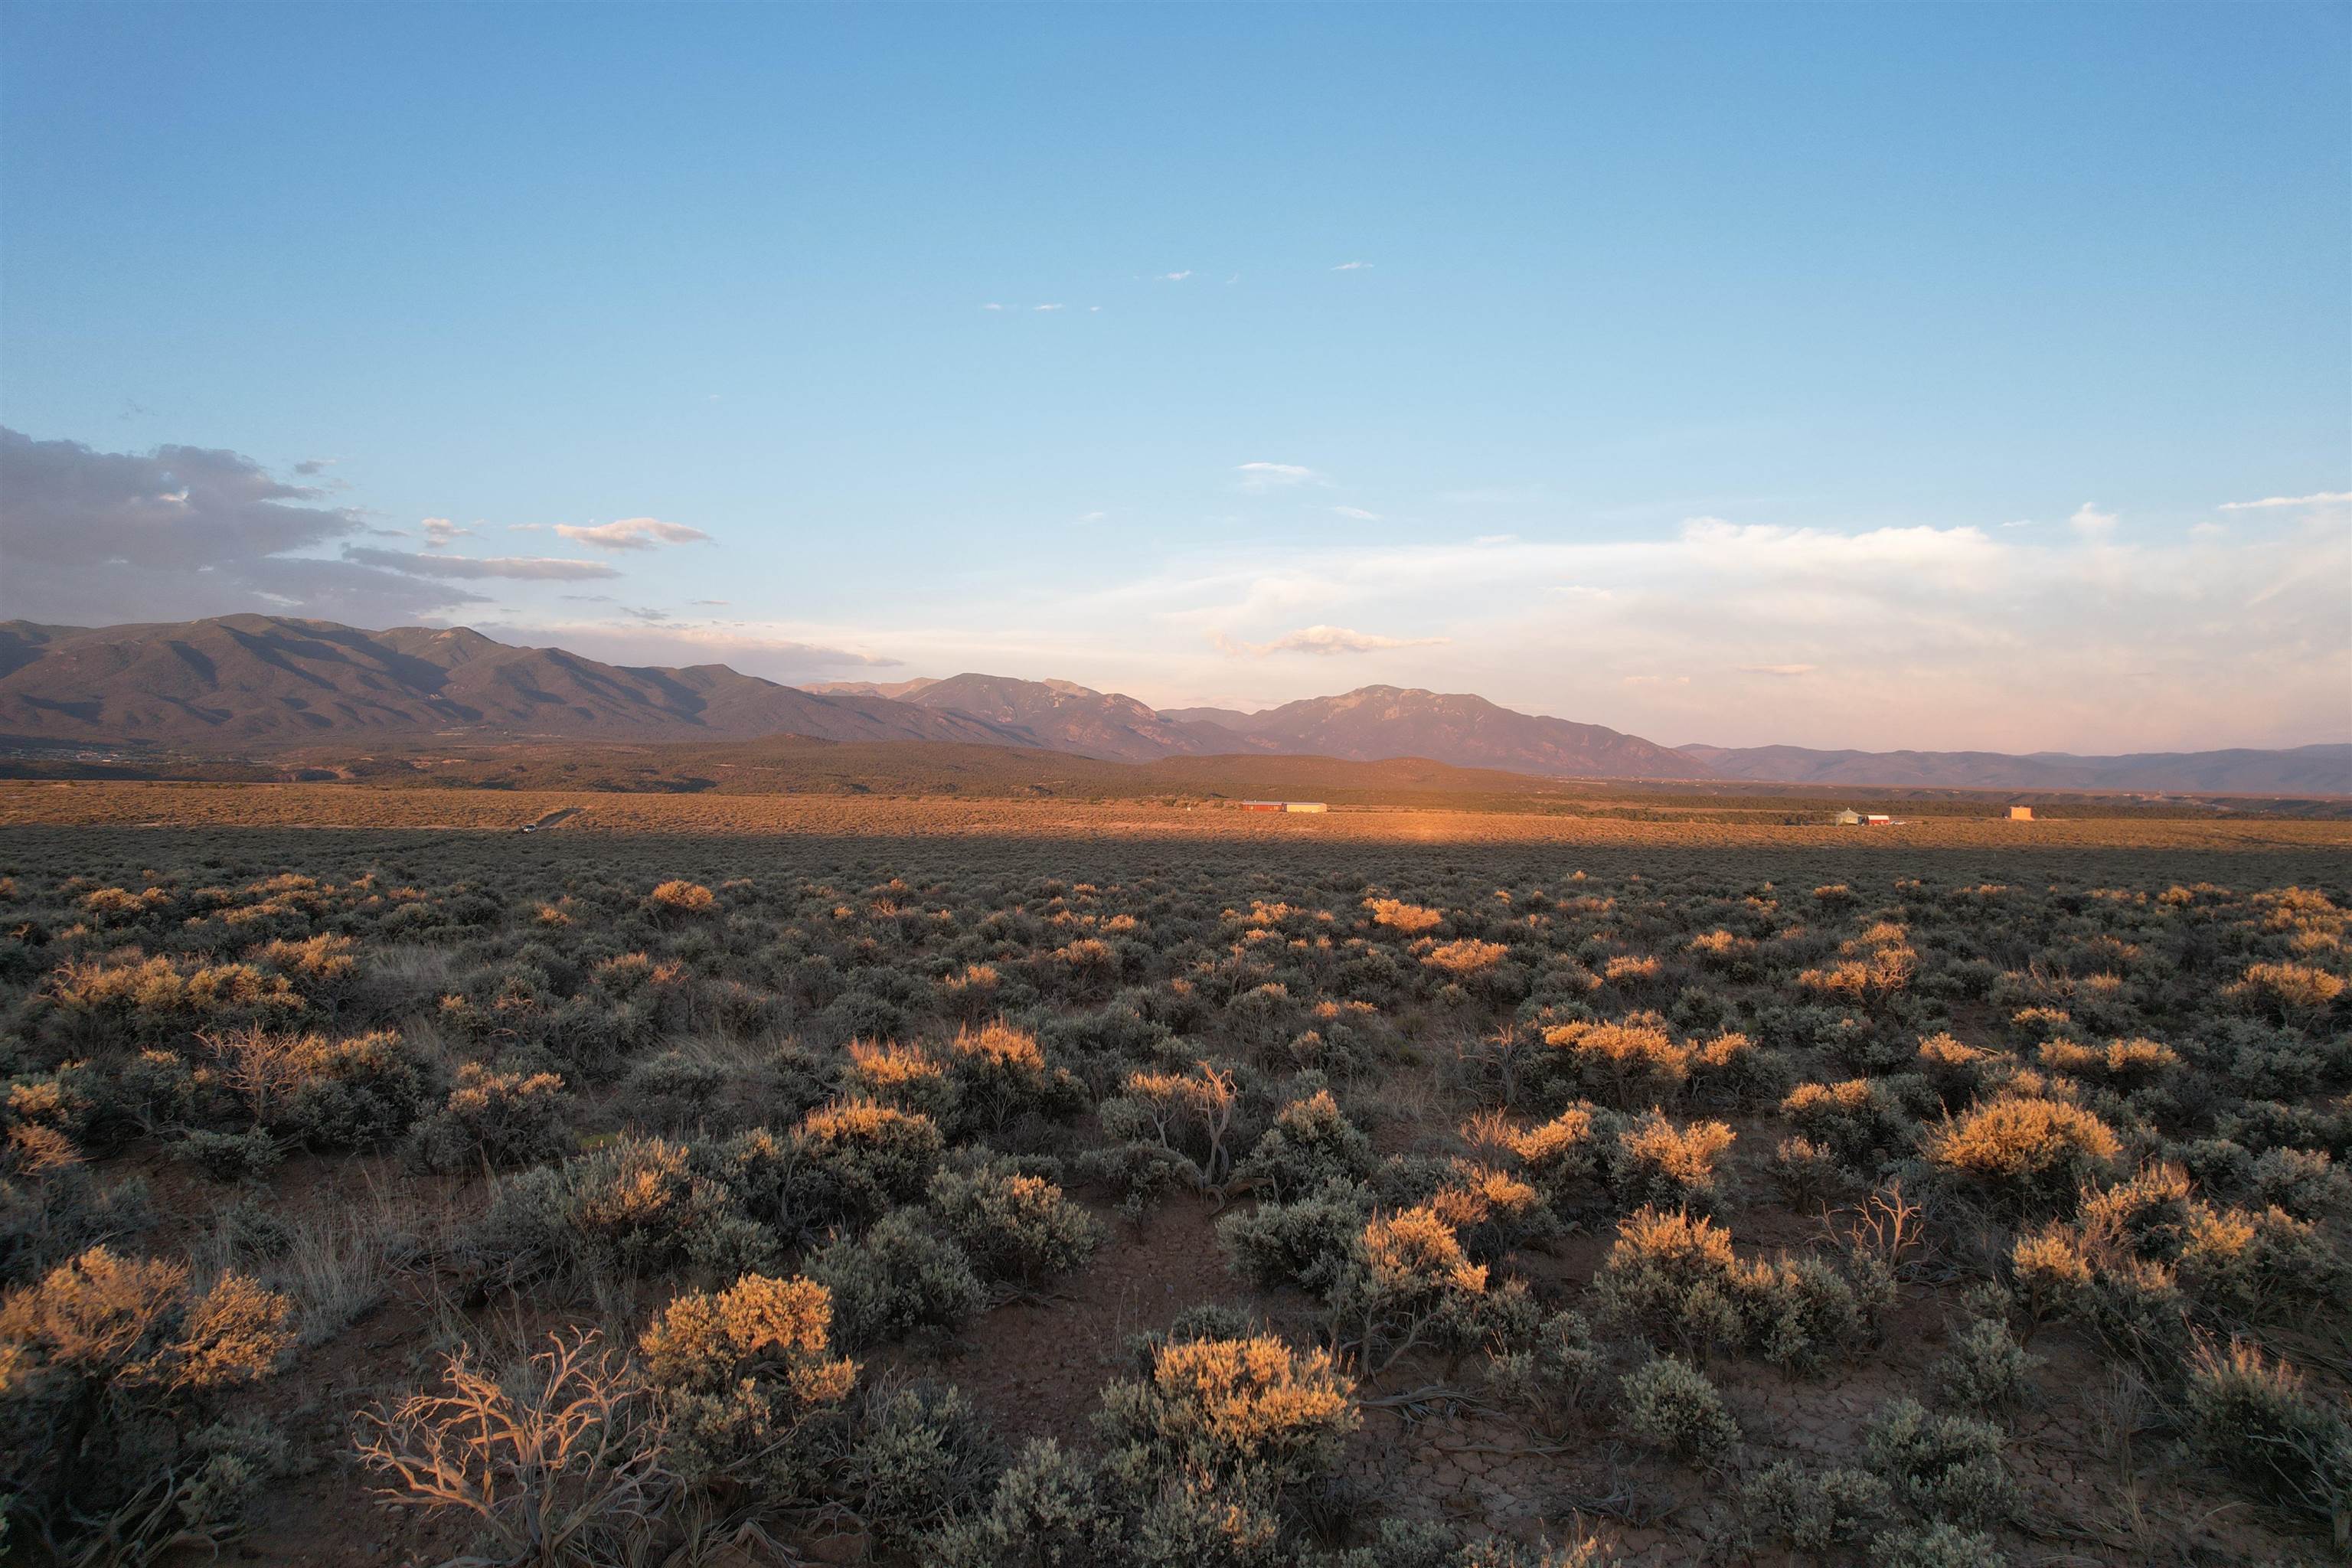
[1213,624,1449,657]
[1331,261,1371,271]
[981,303,1004,311]
[1160,271,1194,282]
[421,517,472,549]
[1079,511,1107,524]
[2220,490,2352,511]
[1034,303,1064,312]
[551,518,713,551]
[1236,462,1321,491]
[2069,502,2118,537]
[1331,505,1380,521]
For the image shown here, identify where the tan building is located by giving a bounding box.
[2007,805,2034,821]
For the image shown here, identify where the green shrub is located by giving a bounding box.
[1931,1315,2035,1413]
[808,1208,986,1349]
[1217,1181,1371,1293]
[2180,1337,2351,1537]
[1482,1309,1602,1428]
[1239,1090,1376,1201]
[1863,1396,2016,1527]
[180,1127,284,1182]
[474,1135,766,1289]
[1738,1460,1892,1553]
[847,1379,1004,1550]
[926,1437,1112,1567]
[1867,1523,2007,1568]
[1617,1354,1739,1463]
[1782,1079,1916,1171]
[411,1063,570,1172]
[625,1048,727,1125]
[927,1158,1102,1287]
[792,1099,948,1226]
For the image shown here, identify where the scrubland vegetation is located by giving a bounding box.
[0,809,2346,1566]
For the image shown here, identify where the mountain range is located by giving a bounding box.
[1,616,2341,795]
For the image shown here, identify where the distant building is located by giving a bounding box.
[1864,813,1893,826]
[1240,800,1328,813]
[2007,805,2034,821]
[1834,808,1863,825]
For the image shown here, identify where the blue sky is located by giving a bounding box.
[2,2,2346,751]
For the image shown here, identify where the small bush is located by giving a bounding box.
[1739,1460,1892,1553]
[639,1272,858,1506]
[647,879,717,917]
[846,1378,1002,1550]
[1863,1396,2016,1528]
[181,1126,285,1182]
[1618,1354,1739,1463]
[412,1063,570,1172]
[1606,1112,1736,1210]
[2180,1337,2351,1537]
[2,1247,292,1537]
[792,1099,948,1225]
[808,1208,986,1349]
[1217,1180,1370,1294]
[1867,1523,2008,1568]
[1096,1332,1358,1488]
[1922,1096,2120,1210]
[1239,1089,1375,1202]
[927,1158,1102,1287]
[1931,1316,2035,1413]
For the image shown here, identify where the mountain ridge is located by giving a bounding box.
[1,617,2341,794]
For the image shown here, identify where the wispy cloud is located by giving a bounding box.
[1236,461,1322,491]
[551,518,713,551]
[1213,623,1448,657]
[1159,270,1194,282]
[2220,490,2352,511]
[981,302,1004,311]
[1331,261,1371,271]
[343,547,620,581]
[1079,511,1107,524]
[421,517,472,549]
[1331,505,1380,521]
[1740,664,1818,677]
[1034,303,1064,312]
